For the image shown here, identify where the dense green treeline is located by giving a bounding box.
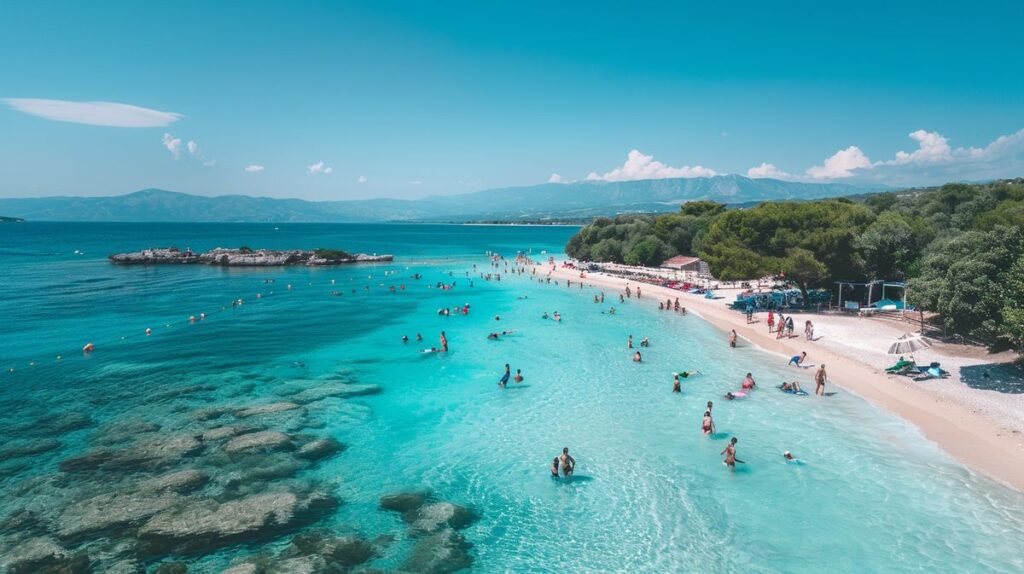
[564,179,1024,349]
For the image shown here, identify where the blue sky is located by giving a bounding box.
[1,0,1023,199]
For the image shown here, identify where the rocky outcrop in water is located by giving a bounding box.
[109,247,393,266]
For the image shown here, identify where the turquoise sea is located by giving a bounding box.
[1,222,1023,573]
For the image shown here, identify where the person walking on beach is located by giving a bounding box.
[745,304,754,324]
[721,437,738,470]
[767,310,775,333]
[729,330,738,348]
[702,410,715,435]
[805,320,815,341]
[785,316,795,337]
[636,286,641,298]
[440,331,449,352]
[559,447,575,477]
[815,364,827,395]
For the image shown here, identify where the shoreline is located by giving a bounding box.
[540,262,1024,493]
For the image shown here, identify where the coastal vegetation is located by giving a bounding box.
[565,179,1024,350]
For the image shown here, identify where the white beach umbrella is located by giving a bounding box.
[887,333,932,355]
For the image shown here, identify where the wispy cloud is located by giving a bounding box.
[408,180,423,185]
[5,98,181,127]
[162,133,182,159]
[244,164,264,173]
[357,175,367,183]
[307,161,333,175]
[585,150,717,182]
[187,140,214,166]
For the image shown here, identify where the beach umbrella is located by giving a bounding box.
[887,333,931,355]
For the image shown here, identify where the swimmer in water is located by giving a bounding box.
[707,400,714,414]
[640,336,649,348]
[499,363,510,387]
[725,392,738,400]
[401,335,409,343]
[742,373,756,389]
[702,410,715,435]
[487,332,500,340]
[783,451,795,461]
[551,457,560,477]
[440,331,449,352]
[628,335,634,349]
[633,351,642,362]
[788,351,807,367]
[542,312,550,319]
[553,311,561,322]
[416,333,423,342]
[781,381,803,393]
[673,375,681,393]
[514,369,523,383]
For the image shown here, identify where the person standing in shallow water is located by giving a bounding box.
[729,330,737,348]
[440,331,448,352]
[815,364,827,396]
[499,363,510,387]
[673,375,681,393]
[559,447,575,477]
[721,437,738,470]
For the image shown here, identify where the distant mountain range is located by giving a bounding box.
[0,175,885,222]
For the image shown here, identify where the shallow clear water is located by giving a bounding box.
[1,222,1022,573]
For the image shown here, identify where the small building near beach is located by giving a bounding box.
[661,255,706,274]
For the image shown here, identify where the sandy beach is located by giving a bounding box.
[540,261,1024,492]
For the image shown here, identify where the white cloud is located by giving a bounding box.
[162,133,182,159]
[357,175,367,183]
[887,130,953,165]
[548,173,565,183]
[307,161,333,175]
[585,149,717,182]
[186,140,214,166]
[244,165,264,173]
[5,98,181,127]
[746,162,792,179]
[805,146,872,179]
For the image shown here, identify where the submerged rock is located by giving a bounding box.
[60,433,203,473]
[32,411,93,435]
[219,564,257,574]
[296,438,344,461]
[223,431,293,454]
[138,489,338,554]
[57,491,184,538]
[379,492,430,514]
[402,528,473,574]
[0,536,67,573]
[0,438,61,459]
[202,425,257,441]
[141,469,209,494]
[283,383,382,405]
[407,502,479,534]
[93,419,161,445]
[234,402,302,418]
[154,562,189,574]
[282,530,377,567]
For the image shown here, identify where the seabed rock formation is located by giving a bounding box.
[0,371,478,573]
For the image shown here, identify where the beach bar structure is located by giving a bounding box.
[835,279,908,316]
[660,255,705,273]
